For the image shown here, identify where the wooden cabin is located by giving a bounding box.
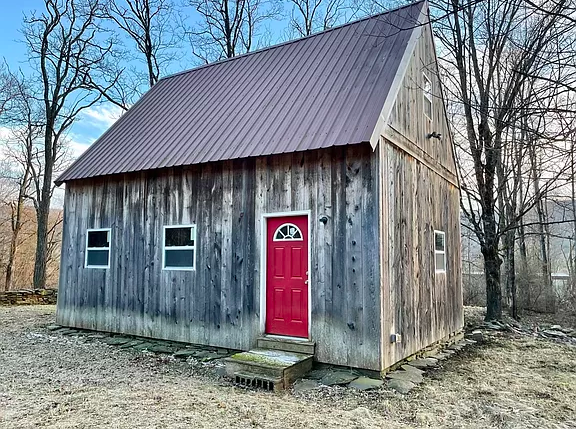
[55,0,463,373]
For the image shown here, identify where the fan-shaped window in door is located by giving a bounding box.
[273,223,303,241]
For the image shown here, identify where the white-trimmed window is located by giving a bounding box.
[423,73,433,120]
[85,228,111,268]
[434,230,446,273]
[163,225,196,270]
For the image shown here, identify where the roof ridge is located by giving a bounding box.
[56,0,427,184]
[162,0,425,82]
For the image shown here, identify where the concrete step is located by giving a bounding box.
[256,336,316,355]
[225,348,313,389]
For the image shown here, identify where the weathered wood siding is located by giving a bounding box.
[380,143,462,369]
[386,22,458,183]
[57,144,381,370]
[379,21,463,370]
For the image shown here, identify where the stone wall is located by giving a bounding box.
[0,289,58,306]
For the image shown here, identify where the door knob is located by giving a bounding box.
[304,280,309,284]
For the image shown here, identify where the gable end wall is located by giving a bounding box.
[379,20,464,370]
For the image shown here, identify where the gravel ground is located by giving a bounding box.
[1,305,575,429]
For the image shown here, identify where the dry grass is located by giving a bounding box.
[1,305,575,428]
[464,305,576,331]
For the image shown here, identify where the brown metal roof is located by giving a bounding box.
[56,1,425,184]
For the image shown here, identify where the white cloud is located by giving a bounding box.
[0,126,12,140]
[82,105,124,129]
[0,127,17,160]
[0,105,121,163]
[67,134,95,158]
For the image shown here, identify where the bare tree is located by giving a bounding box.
[530,142,556,310]
[433,0,576,320]
[569,125,576,308]
[0,74,43,291]
[22,0,121,289]
[243,0,276,51]
[0,161,32,291]
[3,160,32,292]
[288,0,348,36]
[497,123,524,318]
[0,64,19,118]
[103,0,182,94]
[187,0,280,62]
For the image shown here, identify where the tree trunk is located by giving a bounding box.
[33,201,50,289]
[505,230,518,319]
[6,204,24,290]
[536,201,554,312]
[570,140,576,303]
[483,209,502,320]
[33,130,54,289]
[5,222,17,291]
[518,174,528,275]
[223,0,234,58]
[530,146,554,312]
[482,127,502,321]
[536,217,554,311]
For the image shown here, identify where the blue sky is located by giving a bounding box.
[0,1,125,156]
[0,1,292,156]
[0,1,36,67]
[0,0,376,158]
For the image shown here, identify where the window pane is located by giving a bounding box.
[87,249,109,267]
[424,75,432,94]
[424,98,432,119]
[165,227,194,247]
[275,225,288,240]
[88,230,109,248]
[165,249,194,268]
[435,232,445,251]
[435,253,446,272]
[423,74,432,119]
[274,223,303,240]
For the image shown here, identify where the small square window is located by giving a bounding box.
[434,230,446,273]
[163,225,196,270]
[423,73,433,120]
[85,229,110,268]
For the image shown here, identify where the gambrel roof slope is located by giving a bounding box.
[56,1,426,184]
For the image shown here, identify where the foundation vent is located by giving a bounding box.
[234,373,281,391]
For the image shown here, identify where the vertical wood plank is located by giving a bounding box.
[58,144,385,370]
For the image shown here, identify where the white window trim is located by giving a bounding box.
[85,228,111,269]
[434,230,446,273]
[272,222,304,242]
[423,72,433,121]
[162,224,196,271]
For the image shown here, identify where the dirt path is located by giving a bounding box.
[1,306,575,428]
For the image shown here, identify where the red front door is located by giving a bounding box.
[265,215,309,338]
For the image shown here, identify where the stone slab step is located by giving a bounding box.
[256,337,315,355]
[409,357,438,369]
[386,370,423,384]
[225,348,313,389]
[401,364,424,375]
